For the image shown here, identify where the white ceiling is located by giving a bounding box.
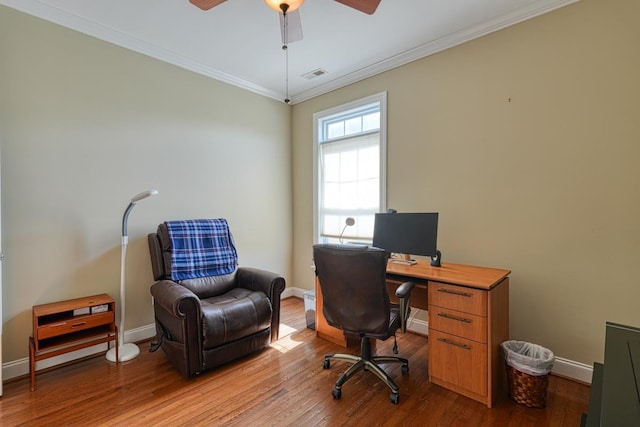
[2,0,577,104]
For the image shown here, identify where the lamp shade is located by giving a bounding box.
[339,217,356,243]
[131,189,159,203]
[264,0,304,13]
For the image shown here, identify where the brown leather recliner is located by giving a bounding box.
[148,220,285,378]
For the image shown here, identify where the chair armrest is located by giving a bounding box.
[237,267,286,342]
[237,267,286,301]
[395,281,415,299]
[150,280,203,377]
[150,280,202,319]
[395,281,415,333]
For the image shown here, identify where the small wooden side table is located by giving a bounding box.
[29,294,118,391]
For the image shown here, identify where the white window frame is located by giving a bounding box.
[313,92,387,244]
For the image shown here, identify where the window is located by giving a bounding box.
[313,92,387,244]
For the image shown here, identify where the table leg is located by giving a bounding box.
[29,336,36,391]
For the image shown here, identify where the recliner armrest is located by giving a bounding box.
[151,280,202,319]
[395,281,415,333]
[237,267,286,301]
[237,267,286,342]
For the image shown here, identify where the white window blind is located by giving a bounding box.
[314,93,387,244]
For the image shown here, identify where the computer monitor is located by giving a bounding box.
[372,212,439,266]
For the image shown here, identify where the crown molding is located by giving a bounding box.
[0,0,283,102]
[1,0,579,105]
[290,0,580,103]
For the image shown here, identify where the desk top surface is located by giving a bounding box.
[386,260,510,290]
[33,293,114,315]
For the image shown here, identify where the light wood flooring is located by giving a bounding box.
[1,297,589,426]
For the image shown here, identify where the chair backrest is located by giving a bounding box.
[313,244,390,336]
[148,220,238,299]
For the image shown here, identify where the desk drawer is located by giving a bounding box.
[429,330,487,397]
[37,312,114,340]
[429,282,487,316]
[429,306,487,342]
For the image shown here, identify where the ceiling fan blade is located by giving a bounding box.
[334,0,381,15]
[280,10,303,45]
[189,0,227,11]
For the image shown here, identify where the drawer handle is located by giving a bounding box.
[49,322,68,327]
[437,288,472,297]
[437,312,472,323]
[71,322,87,328]
[438,337,471,350]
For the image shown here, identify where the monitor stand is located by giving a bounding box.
[389,253,417,265]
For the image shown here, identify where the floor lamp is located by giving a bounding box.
[106,189,159,362]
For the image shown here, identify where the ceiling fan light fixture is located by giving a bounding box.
[264,0,304,14]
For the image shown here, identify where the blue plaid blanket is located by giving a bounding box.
[165,219,238,280]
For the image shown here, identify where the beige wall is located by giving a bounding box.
[2,0,639,372]
[0,8,292,363]
[292,0,640,365]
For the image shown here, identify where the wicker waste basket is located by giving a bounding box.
[501,340,555,408]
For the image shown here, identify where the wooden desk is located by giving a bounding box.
[315,259,510,408]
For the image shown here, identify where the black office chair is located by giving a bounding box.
[313,244,415,404]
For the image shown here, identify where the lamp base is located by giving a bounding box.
[105,343,140,362]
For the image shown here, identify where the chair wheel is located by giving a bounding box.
[332,388,342,399]
[390,392,400,404]
[323,359,331,369]
[401,363,409,374]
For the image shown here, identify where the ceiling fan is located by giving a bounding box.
[190,0,381,44]
[189,1,381,15]
[188,0,381,103]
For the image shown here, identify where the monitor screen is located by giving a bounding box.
[372,212,439,257]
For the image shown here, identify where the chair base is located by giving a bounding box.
[323,337,409,404]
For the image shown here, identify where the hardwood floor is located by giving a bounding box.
[1,297,589,426]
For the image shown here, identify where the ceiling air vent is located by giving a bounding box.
[302,68,328,80]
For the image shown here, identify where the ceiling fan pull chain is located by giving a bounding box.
[282,10,290,104]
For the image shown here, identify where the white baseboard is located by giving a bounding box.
[407,316,429,336]
[282,286,305,299]
[4,290,595,386]
[401,319,593,382]
[2,324,157,382]
[551,357,593,384]
[284,287,595,384]
[1,289,315,382]
[3,288,308,381]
